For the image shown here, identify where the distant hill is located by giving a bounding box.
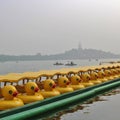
[0,48,120,61]
[45,48,120,60]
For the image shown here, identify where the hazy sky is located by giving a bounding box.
[0,0,120,55]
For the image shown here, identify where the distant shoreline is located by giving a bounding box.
[0,48,120,62]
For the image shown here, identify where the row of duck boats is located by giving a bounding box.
[0,63,120,119]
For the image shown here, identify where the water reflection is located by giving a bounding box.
[43,88,120,120]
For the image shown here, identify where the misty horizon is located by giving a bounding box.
[0,42,119,56]
[0,46,119,56]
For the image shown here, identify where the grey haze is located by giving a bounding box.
[0,0,120,55]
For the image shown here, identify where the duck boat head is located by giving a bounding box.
[70,75,82,85]
[43,79,56,91]
[104,69,114,80]
[39,79,60,98]
[80,73,94,87]
[58,76,70,87]
[89,72,102,84]
[25,82,39,95]
[2,85,18,100]
[55,76,74,94]
[97,71,108,82]
[69,75,85,90]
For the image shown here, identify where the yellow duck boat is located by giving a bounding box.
[97,71,108,82]
[89,72,102,84]
[39,79,60,98]
[110,69,120,78]
[17,82,44,104]
[104,69,115,80]
[80,73,94,87]
[55,76,74,94]
[116,68,120,77]
[69,75,85,90]
[0,85,24,110]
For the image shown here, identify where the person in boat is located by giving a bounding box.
[55,62,59,65]
[70,61,74,65]
[54,62,63,65]
[65,61,76,66]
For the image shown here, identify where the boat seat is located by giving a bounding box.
[15,85,25,93]
[36,82,44,90]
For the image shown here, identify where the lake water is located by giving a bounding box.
[0,58,119,75]
[0,58,120,120]
[60,89,120,120]
[43,88,120,120]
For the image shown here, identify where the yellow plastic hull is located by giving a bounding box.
[0,98,24,110]
[105,77,115,80]
[69,84,85,90]
[17,93,44,104]
[55,87,74,94]
[39,90,60,98]
[81,82,94,87]
[98,78,108,82]
[89,80,102,84]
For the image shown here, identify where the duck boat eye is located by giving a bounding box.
[9,90,13,94]
[49,83,52,87]
[31,86,34,90]
[64,80,66,83]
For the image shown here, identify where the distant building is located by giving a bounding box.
[36,53,41,56]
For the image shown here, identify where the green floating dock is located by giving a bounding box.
[0,79,120,120]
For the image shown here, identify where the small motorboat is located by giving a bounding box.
[65,61,77,66]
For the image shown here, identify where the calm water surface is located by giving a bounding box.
[0,59,99,74]
[0,58,118,74]
[39,88,120,120]
[0,58,120,120]
[60,90,120,120]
